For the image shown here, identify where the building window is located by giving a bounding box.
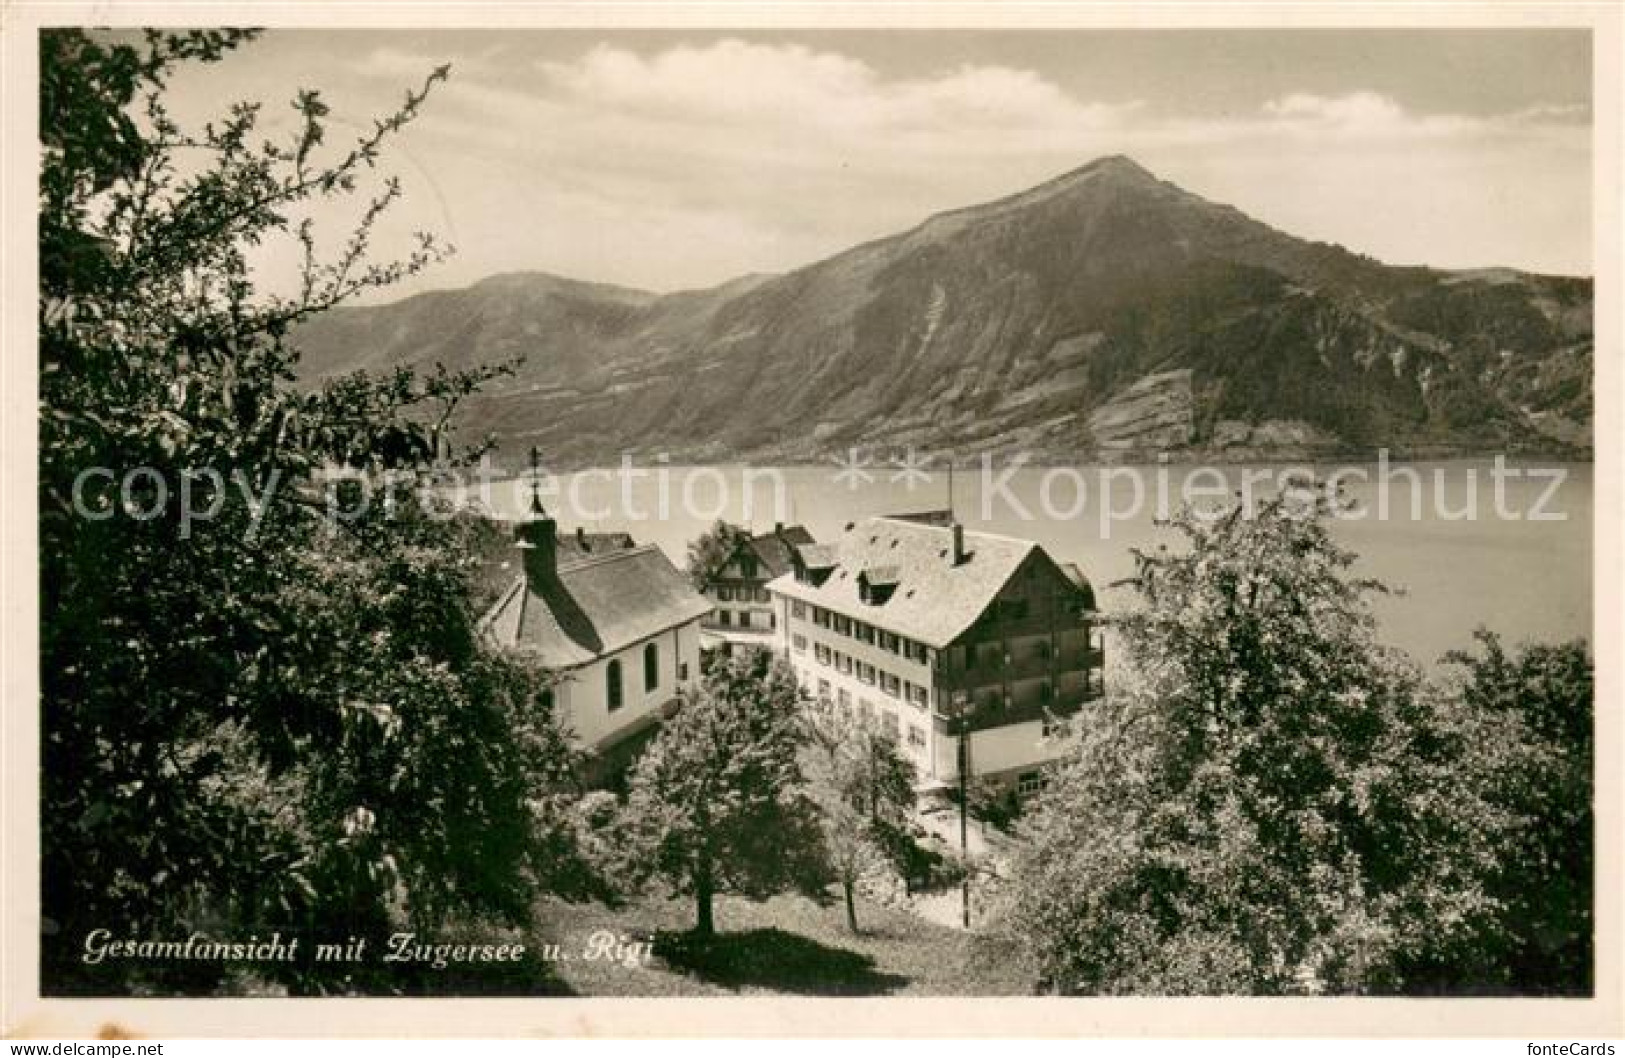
[678,661,690,681]
[607,660,624,712]
[818,679,831,700]
[792,634,808,653]
[718,586,733,602]
[907,725,926,749]
[740,555,758,578]
[791,601,807,620]
[1017,771,1046,798]
[644,642,660,692]
[539,687,555,713]
[719,610,732,627]
[738,611,751,630]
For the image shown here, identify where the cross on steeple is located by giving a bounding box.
[516,445,558,583]
[528,446,547,517]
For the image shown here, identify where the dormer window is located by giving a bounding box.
[857,564,900,605]
[795,544,837,586]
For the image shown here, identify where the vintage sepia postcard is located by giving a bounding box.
[1,0,1620,1042]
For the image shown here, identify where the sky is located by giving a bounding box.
[149,29,1594,300]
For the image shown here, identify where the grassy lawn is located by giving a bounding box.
[529,890,1031,996]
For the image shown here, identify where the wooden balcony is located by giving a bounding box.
[933,681,1104,735]
[936,644,1104,686]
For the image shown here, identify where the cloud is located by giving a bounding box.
[535,39,1132,135]
[437,41,1583,172]
[1250,90,1583,141]
[407,40,1151,245]
[1505,102,1591,124]
[1263,90,1409,125]
[384,42,1140,274]
[242,38,1590,294]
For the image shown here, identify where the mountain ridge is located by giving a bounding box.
[292,156,1593,469]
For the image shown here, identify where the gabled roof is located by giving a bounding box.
[768,516,1084,648]
[720,525,815,580]
[468,515,636,611]
[481,545,712,667]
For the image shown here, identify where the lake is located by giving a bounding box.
[474,460,1592,668]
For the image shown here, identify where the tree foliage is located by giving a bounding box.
[620,649,825,936]
[39,30,581,994]
[683,518,751,591]
[993,495,1512,995]
[1398,632,1593,994]
[802,699,918,932]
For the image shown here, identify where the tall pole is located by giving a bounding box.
[959,729,970,929]
[954,689,970,929]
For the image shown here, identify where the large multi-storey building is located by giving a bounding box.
[767,513,1104,798]
[698,523,814,653]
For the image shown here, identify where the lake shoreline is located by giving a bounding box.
[479,454,1594,483]
[465,463,1592,665]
